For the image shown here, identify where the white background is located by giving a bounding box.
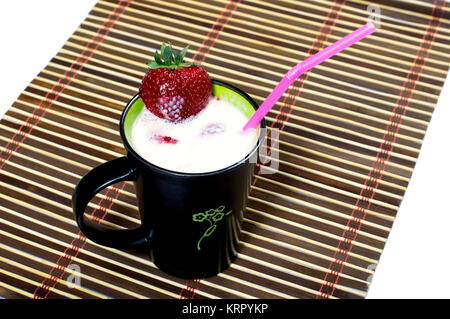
[1,0,449,299]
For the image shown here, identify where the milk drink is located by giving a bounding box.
[131,96,258,173]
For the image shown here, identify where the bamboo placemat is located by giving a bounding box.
[1,0,449,299]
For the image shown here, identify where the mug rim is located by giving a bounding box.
[119,79,266,178]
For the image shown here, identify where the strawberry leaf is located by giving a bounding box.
[162,45,172,64]
[146,43,195,70]
[147,61,165,69]
[173,50,181,65]
[179,45,189,62]
[154,51,164,66]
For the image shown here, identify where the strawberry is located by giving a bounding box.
[151,135,179,144]
[139,43,212,123]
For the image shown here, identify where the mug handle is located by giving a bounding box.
[72,156,151,249]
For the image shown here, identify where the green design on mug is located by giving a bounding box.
[193,205,232,251]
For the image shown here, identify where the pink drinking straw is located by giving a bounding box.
[242,22,377,132]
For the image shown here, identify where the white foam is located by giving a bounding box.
[131,97,259,173]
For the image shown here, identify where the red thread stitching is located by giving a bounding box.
[31,0,131,299]
[33,178,127,299]
[192,0,242,64]
[179,279,203,299]
[250,0,345,190]
[317,0,446,299]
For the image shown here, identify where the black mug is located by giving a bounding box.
[72,80,266,279]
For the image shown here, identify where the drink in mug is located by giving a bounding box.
[131,95,259,174]
[73,80,265,279]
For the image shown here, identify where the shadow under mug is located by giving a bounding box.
[72,80,266,279]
